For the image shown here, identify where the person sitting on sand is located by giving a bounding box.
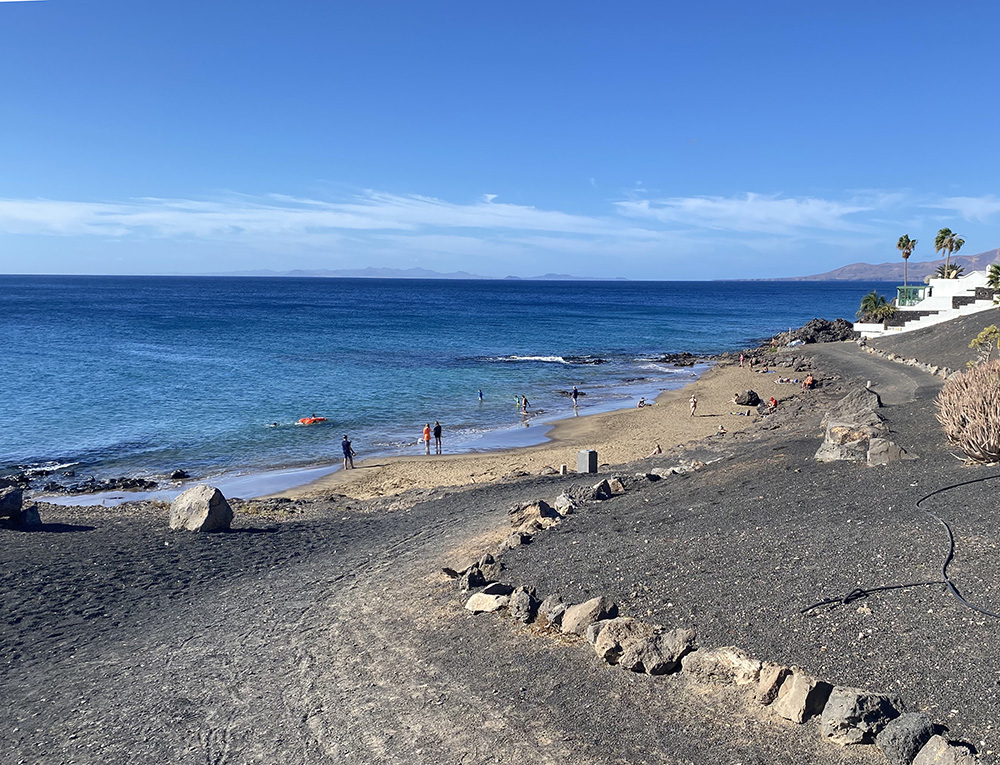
[768,396,778,414]
[717,425,727,435]
[802,374,815,391]
[647,443,662,457]
[637,397,646,408]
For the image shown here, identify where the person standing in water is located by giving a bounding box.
[571,386,579,408]
[478,389,483,402]
[341,435,356,469]
[433,421,442,454]
[422,423,431,454]
[521,395,530,413]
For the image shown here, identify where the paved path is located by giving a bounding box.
[808,342,942,407]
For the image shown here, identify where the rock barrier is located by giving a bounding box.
[449,472,984,763]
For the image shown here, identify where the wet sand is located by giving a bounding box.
[286,362,801,500]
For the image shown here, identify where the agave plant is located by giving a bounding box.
[934,227,966,276]
[897,234,917,286]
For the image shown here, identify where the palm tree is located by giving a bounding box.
[987,263,1000,290]
[935,263,965,279]
[897,234,917,286]
[857,290,889,321]
[934,227,966,277]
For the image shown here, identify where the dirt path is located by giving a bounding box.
[3,469,883,764]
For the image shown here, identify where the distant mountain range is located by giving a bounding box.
[785,248,1000,281]
[219,266,618,281]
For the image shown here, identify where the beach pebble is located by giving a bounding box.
[591,480,613,501]
[757,663,791,705]
[876,713,936,765]
[552,493,576,516]
[622,627,696,675]
[509,500,560,529]
[539,594,566,627]
[912,735,981,765]
[820,687,903,745]
[508,586,539,623]
[681,646,762,686]
[465,593,509,614]
[771,671,833,723]
[560,596,618,636]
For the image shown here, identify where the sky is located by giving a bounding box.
[1,1,999,279]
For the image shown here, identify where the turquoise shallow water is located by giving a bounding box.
[0,276,889,488]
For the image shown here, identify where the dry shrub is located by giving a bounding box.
[936,359,1000,463]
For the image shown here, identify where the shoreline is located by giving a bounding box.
[282,360,803,501]
[37,362,714,507]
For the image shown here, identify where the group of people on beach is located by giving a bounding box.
[421,422,444,455]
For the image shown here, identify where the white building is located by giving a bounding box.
[854,270,997,338]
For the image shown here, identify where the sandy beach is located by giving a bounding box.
[286,361,802,501]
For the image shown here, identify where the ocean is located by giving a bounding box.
[0,276,892,497]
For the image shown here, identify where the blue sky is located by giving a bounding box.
[1,1,999,279]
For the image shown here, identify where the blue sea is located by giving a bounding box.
[0,276,891,498]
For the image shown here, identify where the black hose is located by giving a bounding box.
[802,473,1000,618]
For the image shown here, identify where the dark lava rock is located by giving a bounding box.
[771,318,857,346]
[734,390,761,407]
[876,713,936,765]
[170,469,190,480]
[655,352,701,367]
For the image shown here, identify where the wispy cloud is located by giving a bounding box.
[935,195,1000,223]
[614,192,882,236]
[0,191,656,242]
[0,187,993,276]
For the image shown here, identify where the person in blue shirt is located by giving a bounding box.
[342,435,356,469]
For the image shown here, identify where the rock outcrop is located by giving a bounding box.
[815,387,916,466]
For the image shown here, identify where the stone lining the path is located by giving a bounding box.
[447,473,985,765]
[860,342,958,380]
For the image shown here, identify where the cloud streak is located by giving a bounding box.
[614,192,881,235]
[1,188,996,275]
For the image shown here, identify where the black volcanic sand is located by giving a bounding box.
[2,341,997,764]
[871,309,1000,371]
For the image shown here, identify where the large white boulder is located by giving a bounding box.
[169,485,233,532]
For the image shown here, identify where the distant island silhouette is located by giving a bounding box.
[780,247,1000,281]
[215,266,625,281]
